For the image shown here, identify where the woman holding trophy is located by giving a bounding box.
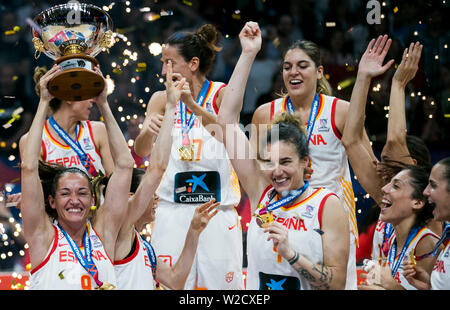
[21,64,135,289]
[20,3,117,178]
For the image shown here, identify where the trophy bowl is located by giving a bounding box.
[31,3,114,101]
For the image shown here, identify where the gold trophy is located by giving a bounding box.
[31,3,114,101]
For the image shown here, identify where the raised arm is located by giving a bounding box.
[216,22,267,207]
[120,61,184,238]
[20,65,61,268]
[341,35,394,205]
[217,21,261,124]
[134,91,166,158]
[90,66,135,254]
[381,42,423,164]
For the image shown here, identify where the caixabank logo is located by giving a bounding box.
[174,171,221,203]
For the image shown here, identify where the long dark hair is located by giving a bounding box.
[403,165,434,227]
[38,161,94,219]
[38,162,145,218]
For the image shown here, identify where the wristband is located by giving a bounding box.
[288,251,299,265]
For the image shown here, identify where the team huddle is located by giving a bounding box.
[10,21,449,290]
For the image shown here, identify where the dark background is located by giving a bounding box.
[0,0,449,272]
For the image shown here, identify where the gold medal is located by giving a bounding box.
[255,204,273,228]
[408,251,417,267]
[96,282,116,290]
[178,144,194,161]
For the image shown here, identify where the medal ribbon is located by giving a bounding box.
[285,93,320,145]
[57,222,103,288]
[387,225,421,277]
[48,116,98,177]
[416,222,450,260]
[141,237,158,283]
[179,79,211,146]
[382,222,394,257]
[258,181,309,215]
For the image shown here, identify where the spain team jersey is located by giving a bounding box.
[371,219,392,266]
[156,81,241,207]
[151,81,244,290]
[29,221,116,290]
[41,120,105,177]
[270,94,358,289]
[430,239,450,290]
[114,231,157,290]
[246,186,337,290]
[386,227,438,290]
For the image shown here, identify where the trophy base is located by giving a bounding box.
[48,54,104,101]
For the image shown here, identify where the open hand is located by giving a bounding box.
[190,198,220,233]
[358,35,394,79]
[392,42,422,87]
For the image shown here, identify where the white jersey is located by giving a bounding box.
[152,81,243,290]
[156,81,240,207]
[246,186,339,290]
[270,94,358,289]
[114,231,157,290]
[29,222,116,290]
[371,218,392,266]
[387,227,438,290]
[430,240,450,290]
[42,120,105,176]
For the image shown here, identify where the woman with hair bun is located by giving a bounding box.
[19,65,114,177]
[134,23,243,289]
[212,21,350,290]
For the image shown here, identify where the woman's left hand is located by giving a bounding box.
[190,198,220,234]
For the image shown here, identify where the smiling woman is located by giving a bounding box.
[250,38,373,290]
[361,165,439,290]
[215,22,350,290]
[20,64,135,290]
